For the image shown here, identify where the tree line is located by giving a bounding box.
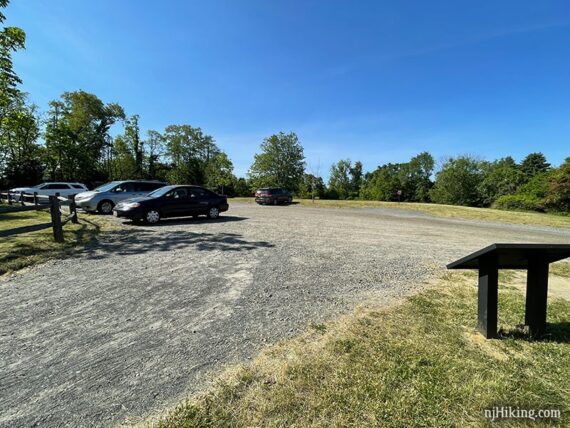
[1,0,568,212]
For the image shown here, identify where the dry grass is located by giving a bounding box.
[0,208,120,276]
[151,272,570,427]
[232,197,570,229]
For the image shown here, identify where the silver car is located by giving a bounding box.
[74,180,167,214]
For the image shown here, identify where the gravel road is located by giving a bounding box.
[1,203,568,427]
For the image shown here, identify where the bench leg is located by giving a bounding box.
[478,257,498,339]
[525,260,549,337]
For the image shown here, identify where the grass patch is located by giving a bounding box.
[551,261,570,279]
[232,197,570,229]
[0,208,119,276]
[153,272,569,427]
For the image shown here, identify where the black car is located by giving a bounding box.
[255,187,293,205]
[113,185,229,224]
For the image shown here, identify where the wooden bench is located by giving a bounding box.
[447,244,570,339]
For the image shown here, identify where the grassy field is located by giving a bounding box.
[0,207,119,276]
[153,272,569,428]
[233,197,570,229]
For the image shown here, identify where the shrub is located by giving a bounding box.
[493,194,545,212]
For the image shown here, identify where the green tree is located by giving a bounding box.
[232,177,252,197]
[298,173,326,199]
[206,152,234,194]
[328,159,352,199]
[406,152,434,202]
[429,156,484,206]
[0,95,42,187]
[146,129,167,180]
[520,152,550,183]
[44,91,125,183]
[478,156,523,206]
[546,157,570,211]
[163,124,218,184]
[0,0,25,110]
[360,163,403,201]
[248,132,305,191]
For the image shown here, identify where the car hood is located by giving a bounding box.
[9,187,35,192]
[75,191,98,199]
[118,196,155,204]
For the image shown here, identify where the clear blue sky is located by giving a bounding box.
[6,0,570,179]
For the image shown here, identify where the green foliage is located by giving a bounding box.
[429,156,484,206]
[0,0,25,108]
[231,177,252,197]
[298,173,326,199]
[328,159,353,199]
[0,95,43,187]
[546,157,570,211]
[493,194,546,212]
[477,156,523,206]
[248,132,305,192]
[44,91,125,183]
[206,152,234,193]
[520,152,550,183]
[360,152,434,202]
[162,124,219,185]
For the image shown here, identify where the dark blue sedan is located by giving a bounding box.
[112,185,229,224]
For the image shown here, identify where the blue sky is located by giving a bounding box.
[6,0,570,179]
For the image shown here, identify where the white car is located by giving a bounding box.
[9,182,88,198]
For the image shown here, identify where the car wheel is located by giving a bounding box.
[145,209,161,224]
[288,197,292,204]
[207,207,220,219]
[98,200,114,215]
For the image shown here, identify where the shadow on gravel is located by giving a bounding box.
[78,229,274,260]
[126,215,249,227]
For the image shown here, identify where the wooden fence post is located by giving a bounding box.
[68,195,78,224]
[34,192,38,206]
[49,195,64,243]
[8,192,12,205]
[20,191,25,206]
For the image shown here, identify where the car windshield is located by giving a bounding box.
[147,186,174,198]
[94,182,119,192]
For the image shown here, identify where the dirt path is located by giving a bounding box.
[1,203,568,427]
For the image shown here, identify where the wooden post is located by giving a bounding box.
[478,255,498,338]
[20,191,25,206]
[68,195,78,224]
[49,195,64,243]
[34,192,38,206]
[8,192,12,205]
[525,258,549,337]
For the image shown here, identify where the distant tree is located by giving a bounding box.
[124,115,144,177]
[0,95,43,187]
[546,157,570,211]
[163,124,218,184]
[248,132,305,192]
[206,152,234,194]
[328,159,352,199]
[44,91,125,182]
[349,161,363,197]
[298,173,326,199]
[429,156,484,206]
[360,163,403,201]
[232,177,252,197]
[520,152,550,182]
[406,152,434,202]
[145,129,167,180]
[478,156,523,206]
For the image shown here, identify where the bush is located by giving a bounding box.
[493,194,546,212]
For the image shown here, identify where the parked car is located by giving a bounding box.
[113,185,229,224]
[74,180,167,214]
[255,187,293,205]
[9,182,88,198]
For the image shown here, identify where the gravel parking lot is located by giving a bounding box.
[1,202,569,427]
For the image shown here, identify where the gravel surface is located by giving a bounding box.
[1,202,568,427]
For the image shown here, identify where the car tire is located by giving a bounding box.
[207,207,220,219]
[98,200,114,215]
[145,209,161,224]
[288,197,292,204]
